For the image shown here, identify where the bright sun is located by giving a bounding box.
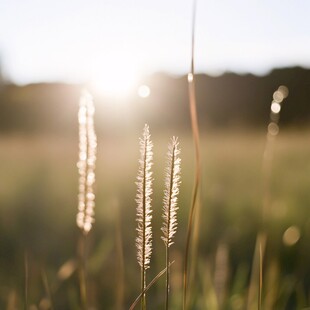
[89,58,139,99]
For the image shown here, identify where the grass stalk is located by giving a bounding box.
[78,233,88,310]
[24,250,28,310]
[77,90,97,234]
[141,268,146,310]
[183,0,201,309]
[259,238,264,310]
[76,90,97,310]
[136,124,153,310]
[165,246,170,310]
[161,137,181,310]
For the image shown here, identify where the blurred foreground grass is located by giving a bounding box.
[0,129,310,309]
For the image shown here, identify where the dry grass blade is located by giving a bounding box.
[161,137,181,309]
[183,0,201,309]
[135,124,153,310]
[129,261,175,310]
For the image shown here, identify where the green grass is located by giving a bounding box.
[0,129,309,309]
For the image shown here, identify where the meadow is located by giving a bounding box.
[0,128,309,309]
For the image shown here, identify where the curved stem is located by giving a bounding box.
[183,0,201,309]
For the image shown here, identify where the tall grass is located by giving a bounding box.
[77,90,97,234]
[161,137,181,310]
[183,0,202,308]
[76,90,97,309]
[135,124,153,310]
[1,4,308,308]
[2,124,310,308]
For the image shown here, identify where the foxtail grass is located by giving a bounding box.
[77,90,97,234]
[161,137,181,310]
[135,124,153,310]
[183,0,202,309]
[76,90,97,310]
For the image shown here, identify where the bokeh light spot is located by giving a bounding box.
[278,85,289,98]
[268,122,279,136]
[271,101,281,114]
[283,226,301,246]
[273,90,284,103]
[138,85,151,98]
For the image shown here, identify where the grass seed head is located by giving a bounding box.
[135,124,153,269]
[77,90,97,234]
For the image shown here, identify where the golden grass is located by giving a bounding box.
[135,124,153,309]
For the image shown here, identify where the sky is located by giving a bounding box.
[0,0,309,85]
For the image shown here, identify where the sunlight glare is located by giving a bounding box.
[90,61,138,99]
[188,73,194,82]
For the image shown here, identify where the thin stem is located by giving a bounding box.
[136,125,153,310]
[141,141,147,310]
[141,268,146,310]
[247,232,266,310]
[165,246,170,310]
[165,143,176,310]
[115,205,124,310]
[183,0,200,309]
[130,262,174,310]
[78,233,88,310]
[24,250,28,310]
[259,240,263,310]
[256,90,284,309]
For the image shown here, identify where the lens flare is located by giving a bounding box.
[138,85,151,98]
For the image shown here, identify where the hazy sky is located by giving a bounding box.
[0,0,309,84]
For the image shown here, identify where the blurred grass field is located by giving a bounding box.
[0,129,310,309]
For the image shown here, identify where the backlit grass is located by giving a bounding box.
[0,129,310,308]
